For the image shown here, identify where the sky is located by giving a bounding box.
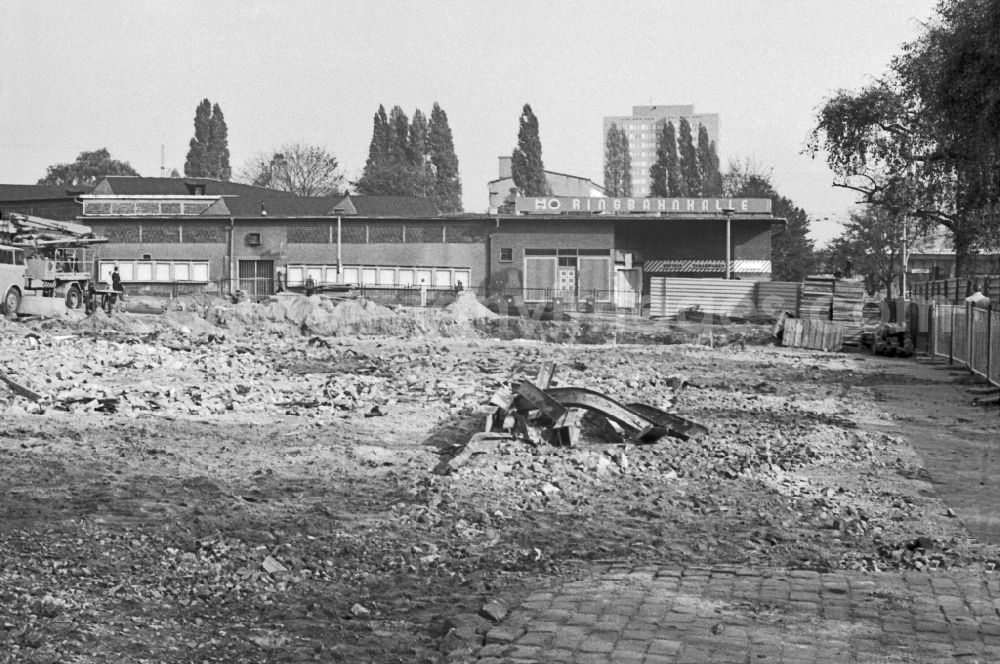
[1,0,939,246]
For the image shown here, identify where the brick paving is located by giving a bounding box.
[472,565,1000,663]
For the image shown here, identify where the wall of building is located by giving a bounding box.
[614,218,771,262]
[1,200,81,221]
[487,218,615,294]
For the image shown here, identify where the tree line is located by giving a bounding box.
[36,98,464,214]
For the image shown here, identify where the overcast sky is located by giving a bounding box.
[1,0,938,245]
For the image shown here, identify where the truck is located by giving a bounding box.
[0,213,108,315]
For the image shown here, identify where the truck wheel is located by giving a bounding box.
[2,287,20,316]
[65,284,83,309]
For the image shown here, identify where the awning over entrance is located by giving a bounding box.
[643,259,771,274]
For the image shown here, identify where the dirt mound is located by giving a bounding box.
[444,291,498,319]
[161,310,223,337]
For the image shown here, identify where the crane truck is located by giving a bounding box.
[0,213,108,315]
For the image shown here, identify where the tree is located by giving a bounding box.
[724,159,816,281]
[697,125,723,196]
[184,99,230,180]
[239,142,345,196]
[663,122,682,197]
[354,104,435,199]
[37,148,139,186]
[827,206,908,295]
[809,0,1000,276]
[427,102,463,213]
[677,117,701,196]
[604,123,632,197]
[208,103,231,181]
[649,123,670,197]
[511,104,549,196]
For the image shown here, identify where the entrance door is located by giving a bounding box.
[238,259,274,298]
[556,267,577,304]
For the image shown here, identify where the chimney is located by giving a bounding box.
[260,202,268,216]
[498,155,512,179]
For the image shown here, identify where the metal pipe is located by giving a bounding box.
[336,215,342,282]
[722,208,735,279]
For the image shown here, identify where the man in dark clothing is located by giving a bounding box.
[106,266,124,313]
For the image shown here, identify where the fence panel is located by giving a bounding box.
[756,281,800,318]
[952,306,969,365]
[990,309,1000,386]
[649,277,757,320]
[933,305,956,359]
[969,306,990,379]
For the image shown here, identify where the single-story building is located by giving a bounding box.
[1,177,783,310]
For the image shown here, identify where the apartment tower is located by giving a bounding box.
[603,105,720,196]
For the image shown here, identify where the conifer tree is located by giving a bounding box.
[678,118,701,196]
[650,122,675,197]
[511,104,549,196]
[208,103,231,181]
[427,102,463,213]
[184,99,212,177]
[604,123,632,197]
[664,121,682,197]
[184,99,230,180]
[697,124,722,196]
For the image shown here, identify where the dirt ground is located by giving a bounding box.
[1,297,998,663]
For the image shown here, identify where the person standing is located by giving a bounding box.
[106,266,124,313]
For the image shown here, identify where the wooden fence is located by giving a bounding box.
[929,303,1000,388]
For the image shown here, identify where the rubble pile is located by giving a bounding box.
[2,311,999,662]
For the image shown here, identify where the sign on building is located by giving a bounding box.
[515,196,772,215]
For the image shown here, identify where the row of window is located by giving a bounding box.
[97,260,211,283]
[286,264,471,289]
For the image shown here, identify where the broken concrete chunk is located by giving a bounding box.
[479,599,508,623]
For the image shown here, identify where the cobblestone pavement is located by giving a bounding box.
[472,565,1000,663]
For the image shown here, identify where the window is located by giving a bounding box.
[397,269,414,286]
[362,268,378,285]
[342,267,359,284]
[378,268,396,286]
[246,233,261,246]
[500,248,513,262]
[434,270,452,287]
[98,260,209,283]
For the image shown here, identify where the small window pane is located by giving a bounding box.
[397,269,414,286]
[136,262,153,281]
[99,262,115,283]
[454,270,470,289]
[174,263,190,281]
[306,267,323,283]
[191,262,209,281]
[325,267,340,284]
[155,263,171,281]
[118,263,134,280]
[434,270,451,287]
[416,269,431,286]
[378,268,396,286]
[361,268,377,285]
[287,266,304,285]
[342,267,359,284]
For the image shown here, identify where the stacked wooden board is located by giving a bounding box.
[782,317,845,352]
[832,280,866,345]
[801,277,835,320]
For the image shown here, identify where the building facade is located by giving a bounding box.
[1,177,780,312]
[603,105,721,196]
